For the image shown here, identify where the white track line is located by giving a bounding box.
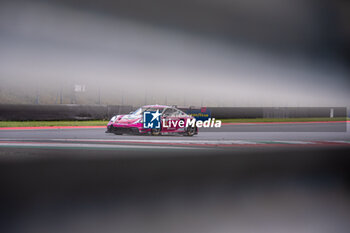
[323,140,350,144]
[263,141,315,144]
[0,142,198,150]
[0,138,316,145]
[1,139,349,146]
[50,139,259,144]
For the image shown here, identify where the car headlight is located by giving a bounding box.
[110,116,118,122]
[134,118,143,123]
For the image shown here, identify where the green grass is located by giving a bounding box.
[0,117,348,127]
[0,120,109,127]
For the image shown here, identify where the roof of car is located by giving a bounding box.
[142,104,171,108]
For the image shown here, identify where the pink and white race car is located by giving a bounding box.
[106,105,198,136]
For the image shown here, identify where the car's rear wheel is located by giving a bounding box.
[186,126,197,136]
[151,128,161,136]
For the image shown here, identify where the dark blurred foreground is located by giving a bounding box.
[1,147,350,233]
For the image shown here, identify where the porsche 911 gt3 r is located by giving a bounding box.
[106,105,198,136]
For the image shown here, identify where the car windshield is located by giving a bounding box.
[132,107,164,115]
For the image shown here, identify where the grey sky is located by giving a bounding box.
[0,0,349,106]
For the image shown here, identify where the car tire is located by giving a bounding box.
[113,128,123,135]
[109,126,122,135]
[186,126,197,136]
[151,128,161,136]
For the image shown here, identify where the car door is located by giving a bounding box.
[162,108,177,132]
[176,110,189,130]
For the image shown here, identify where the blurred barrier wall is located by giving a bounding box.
[187,107,347,119]
[0,105,346,121]
[0,104,134,121]
[261,107,346,119]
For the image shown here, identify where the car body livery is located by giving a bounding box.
[106,105,198,136]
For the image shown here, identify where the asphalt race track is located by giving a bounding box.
[1,122,350,233]
[0,122,349,152]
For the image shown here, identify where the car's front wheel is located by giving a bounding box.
[111,126,123,135]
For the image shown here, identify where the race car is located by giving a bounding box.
[106,105,198,136]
